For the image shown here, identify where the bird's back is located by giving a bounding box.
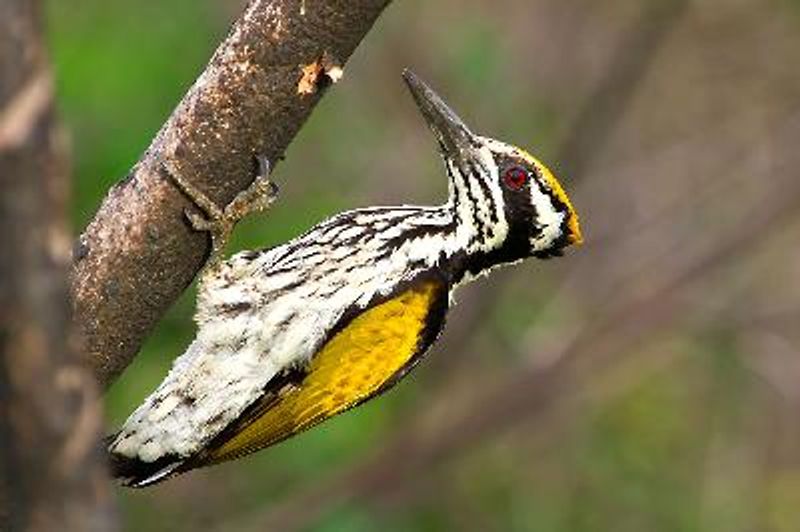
[108,205,454,471]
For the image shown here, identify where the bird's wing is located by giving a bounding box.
[186,271,449,468]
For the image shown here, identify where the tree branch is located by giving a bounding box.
[0,1,114,529]
[71,0,393,388]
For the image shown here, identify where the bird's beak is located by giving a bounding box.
[403,70,478,163]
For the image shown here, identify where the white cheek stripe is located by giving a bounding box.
[529,185,565,250]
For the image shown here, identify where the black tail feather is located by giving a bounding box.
[107,446,185,488]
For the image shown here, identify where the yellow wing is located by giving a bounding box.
[192,275,448,467]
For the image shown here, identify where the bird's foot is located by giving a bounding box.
[162,155,279,278]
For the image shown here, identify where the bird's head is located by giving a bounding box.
[404,70,582,264]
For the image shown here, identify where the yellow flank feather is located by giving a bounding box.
[206,280,440,463]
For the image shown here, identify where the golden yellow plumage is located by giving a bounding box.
[199,278,446,465]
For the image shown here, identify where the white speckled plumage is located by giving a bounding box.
[112,206,467,461]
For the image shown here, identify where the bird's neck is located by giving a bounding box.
[411,193,522,288]
[433,158,526,285]
[444,158,509,251]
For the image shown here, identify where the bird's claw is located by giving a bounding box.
[163,154,279,279]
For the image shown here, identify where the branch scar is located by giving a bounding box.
[297,53,344,96]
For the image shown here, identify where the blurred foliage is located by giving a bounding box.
[46,0,800,531]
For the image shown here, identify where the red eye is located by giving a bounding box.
[503,166,528,190]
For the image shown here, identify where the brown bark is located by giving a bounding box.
[71,0,393,388]
[0,2,115,531]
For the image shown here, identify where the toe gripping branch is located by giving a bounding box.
[162,155,279,276]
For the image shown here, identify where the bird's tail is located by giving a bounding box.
[105,434,185,488]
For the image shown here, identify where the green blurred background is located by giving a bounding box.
[45,0,800,530]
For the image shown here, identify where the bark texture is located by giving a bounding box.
[71,0,393,388]
[0,2,115,530]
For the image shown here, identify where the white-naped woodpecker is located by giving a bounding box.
[107,70,583,487]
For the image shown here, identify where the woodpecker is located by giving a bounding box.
[108,70,583,487]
